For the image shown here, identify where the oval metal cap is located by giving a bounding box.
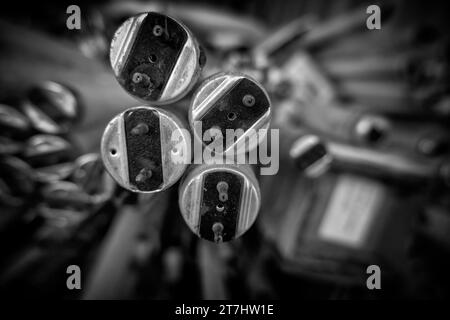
[101,106,190,193]
[110,12,204,105]
[189,72,271,156]
[290,134,332,178]
[22,81,81,134]
[179,164,261,242]
[0,103,31,135]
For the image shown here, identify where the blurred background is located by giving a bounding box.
[0,0,450,299]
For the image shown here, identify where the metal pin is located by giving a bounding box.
[242,94,255,107]
[217,181,229,202]
[135,168,153,183]
[153,25,164,37]
[212,222,224,243]
[131,123,149,136]
[132,73,153,87]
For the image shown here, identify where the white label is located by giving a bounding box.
[318,175,384,248]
